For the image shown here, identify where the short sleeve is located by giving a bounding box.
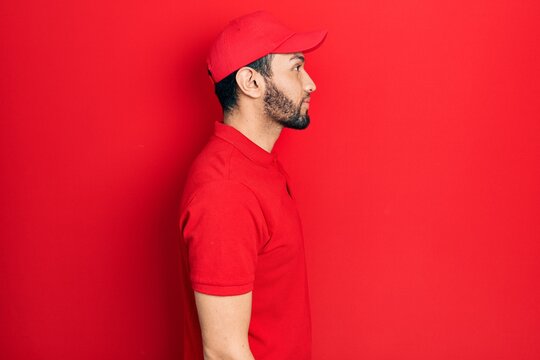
[180,181,268,296]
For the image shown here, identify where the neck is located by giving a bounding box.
[223,110,283,153]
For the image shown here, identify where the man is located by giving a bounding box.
[178,10,327,360]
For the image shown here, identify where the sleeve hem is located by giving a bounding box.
[192,282,254,296]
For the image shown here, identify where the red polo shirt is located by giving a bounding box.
[178,120,312,360]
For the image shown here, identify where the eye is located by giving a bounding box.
[294,64,302,72]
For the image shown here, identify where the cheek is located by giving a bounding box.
[285,76,304,99]
[274,73,303,100]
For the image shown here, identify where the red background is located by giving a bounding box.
[1,1,539,359]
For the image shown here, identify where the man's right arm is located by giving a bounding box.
[181,181,266,359]
[194,290,256,360]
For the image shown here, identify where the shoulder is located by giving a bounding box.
[188,180,259,207]
[187,136,235,183]
[179,179,269,251]
[178,180,263,232]
[181,136,260,208]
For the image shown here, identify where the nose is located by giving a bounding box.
[303,71,317,93]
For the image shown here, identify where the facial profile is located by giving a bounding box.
[260,52,315,130]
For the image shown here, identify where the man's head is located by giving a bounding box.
[207,10,327,129]
[213,51,316,130]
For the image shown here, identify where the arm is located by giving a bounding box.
[194,290,255,360]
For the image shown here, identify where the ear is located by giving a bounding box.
[235,67,264,99]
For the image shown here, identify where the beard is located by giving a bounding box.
[262,77,310,130]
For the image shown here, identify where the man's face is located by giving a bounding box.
[262,53,317,130]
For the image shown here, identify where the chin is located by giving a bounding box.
[282,117,310,130]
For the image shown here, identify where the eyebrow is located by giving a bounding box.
[289,54,305,63]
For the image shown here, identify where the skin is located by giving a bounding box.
[195,291,254,360]
[195,52,318,360]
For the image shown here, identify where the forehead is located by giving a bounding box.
[272,52,305,67]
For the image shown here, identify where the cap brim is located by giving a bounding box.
[271,29,328,54]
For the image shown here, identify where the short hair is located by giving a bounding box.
[211,54,274,113]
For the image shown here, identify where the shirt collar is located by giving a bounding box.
[213,121,278,167]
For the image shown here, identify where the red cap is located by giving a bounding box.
[207,10,328,84]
